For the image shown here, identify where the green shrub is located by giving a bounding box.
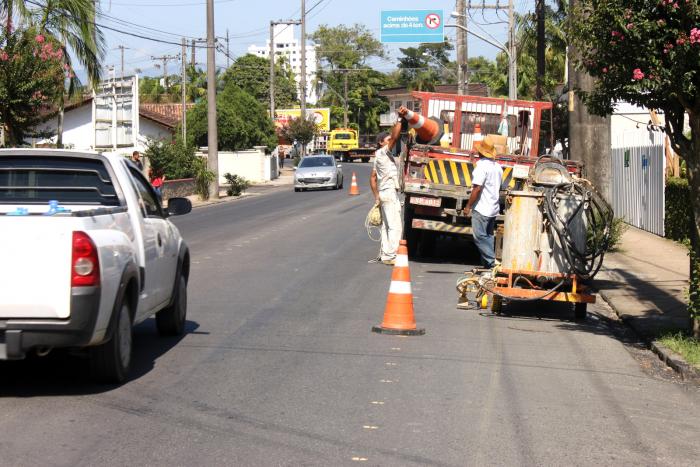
[607,217,629,252]
[144,138,199,180]
[223,173,250,196]
[193,158,215,200]
[665,176,692,242]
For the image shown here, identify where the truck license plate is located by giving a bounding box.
[411,196,441,207]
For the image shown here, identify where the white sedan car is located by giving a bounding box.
[294,155,344,191]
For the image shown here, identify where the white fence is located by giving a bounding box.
[198,146,278,185]
[611,131,665,236]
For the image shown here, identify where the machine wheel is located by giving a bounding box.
[156,274,188,336]
[294,187,301,192]
[362,157,370,163]
[574,303,588,321]
[480,294,489,309]
[90,301,133,384]
[491,295,503,314]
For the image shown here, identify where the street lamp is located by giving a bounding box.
[447,11,517,99]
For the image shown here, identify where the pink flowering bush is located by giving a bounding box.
[569,0,700,335]
[0,27,65,145]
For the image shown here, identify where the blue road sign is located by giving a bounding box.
[381,10,444,44]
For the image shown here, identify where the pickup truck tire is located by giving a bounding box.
[156,274,187,336]
[89,301,133,384]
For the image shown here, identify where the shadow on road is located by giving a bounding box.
[0,319,199,397]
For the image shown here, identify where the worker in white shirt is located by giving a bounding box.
[369,108,407,265]
[464,135,503,268]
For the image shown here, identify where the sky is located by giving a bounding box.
[93,0,534,79]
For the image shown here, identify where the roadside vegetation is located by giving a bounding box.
[659,333,700,368]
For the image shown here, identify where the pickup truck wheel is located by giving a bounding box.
[90,301,132,384]
[362,157,370,163]
[156,274,187,336]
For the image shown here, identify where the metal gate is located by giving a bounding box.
[611,132,665,236]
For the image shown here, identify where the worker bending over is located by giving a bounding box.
[464,135,503,269]
[369,107,407,265]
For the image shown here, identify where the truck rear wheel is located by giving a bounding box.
[90,301,132,384]
[403,207,419,257]
[156,274,187,336]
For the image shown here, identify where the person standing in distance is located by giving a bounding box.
[369,107,407,265]
[131,151,143,171]
[464,135,503,269]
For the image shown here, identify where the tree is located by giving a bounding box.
[568,1,700,337]
[397,41,454,91]
[279,114,318,151]
[221,54,297,108]
[28,0,105,147]
[186,83,276,151]
[311,24,388,135]
[0,27,65,145]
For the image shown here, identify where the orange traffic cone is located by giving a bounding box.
[472,123,483,152]
[349,172,360,195]
[372,240,425,336]
[403,109,443,145]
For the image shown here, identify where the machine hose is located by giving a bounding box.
[542,178,614,280]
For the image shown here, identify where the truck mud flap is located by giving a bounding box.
[412,218,473,235]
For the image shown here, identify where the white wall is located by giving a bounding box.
[201,147,277,184]
[32,104,93,149]
[139,117,173,143]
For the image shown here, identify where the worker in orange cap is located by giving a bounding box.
[369,106,408,265]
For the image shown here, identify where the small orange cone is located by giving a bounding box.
[372,240,425,336]
[349,172,360,195]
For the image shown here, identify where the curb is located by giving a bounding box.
[597,287,700,381]
[650,340,700,381]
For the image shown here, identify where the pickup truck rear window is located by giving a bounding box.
[0,156,120,205]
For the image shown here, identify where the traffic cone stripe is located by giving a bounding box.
[389,281,412,294]
[404,110,426,129]
[395,254,409,267]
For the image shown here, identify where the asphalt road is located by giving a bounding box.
[2,163,700,466]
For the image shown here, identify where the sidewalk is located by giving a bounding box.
[185,167,295,209]
[596,226,689,338]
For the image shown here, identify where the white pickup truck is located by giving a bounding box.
[0,149,192,383]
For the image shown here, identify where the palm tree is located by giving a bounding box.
[33,0,105,147]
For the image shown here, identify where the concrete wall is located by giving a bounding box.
[205,147,278,185]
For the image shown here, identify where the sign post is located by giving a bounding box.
[380,10,444,44]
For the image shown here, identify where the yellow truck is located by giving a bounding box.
[327,128,375,162]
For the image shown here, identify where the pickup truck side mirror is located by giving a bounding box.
[167,197,192,216]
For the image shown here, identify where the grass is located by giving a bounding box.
[659,332,700,368]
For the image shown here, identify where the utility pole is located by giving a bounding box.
[300,0,307,119]
[457,2,516,99]
[206,0,219,198]
[151,54,178,90]
[191,38,196,66]
[568,0,611,202]
[535,0,545,100]
[226,28,230,68]
[343,72,349,127]
[455,0,466,95]
[507,0,517,100]
[181,38,187,141]
[117,45,127,80]
[269,20,301,121]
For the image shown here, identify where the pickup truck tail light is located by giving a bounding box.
[72,231,100,287]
